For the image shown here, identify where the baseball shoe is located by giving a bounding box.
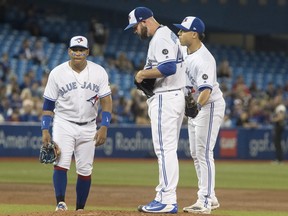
[55,201,68,211]
[183,202,211,214]
[211,201,220,210]
[138,200,178,213]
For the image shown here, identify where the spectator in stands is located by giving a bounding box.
[9,87,22,109]
[19,71,35,90]
[17,39,33,60]
[88,17,108,56]
[110,84,131,123]
[221,112,233,128]
[115,51,134,73]
[271,95,286,164]
[0,86,11,120]
[19,98,38,122]
[129,88,150,125]
[32,38,47,65]
[7,108,20,122]
[249,81,264,98]
[266,82,276,99]
[236,111,258,128]
[217,58,233,78]
[0,53,11,82]
[232,75,251,107]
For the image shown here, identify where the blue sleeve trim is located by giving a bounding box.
[157,61,176,76]
[99,92,112,99]
[43,98,55,111]
[198,86,212,92]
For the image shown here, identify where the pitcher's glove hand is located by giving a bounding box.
[39,141,61,164]
[134,78,155,98]
[185,92,200,118]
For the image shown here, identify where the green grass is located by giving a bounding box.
[0,159,287,215]
[1,159,287,189]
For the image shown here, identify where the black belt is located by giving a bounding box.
[68,118,96,126]
[154,88,181,94]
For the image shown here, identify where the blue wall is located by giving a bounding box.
[0,123,287,160]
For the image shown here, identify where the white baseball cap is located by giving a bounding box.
[69,36,88,49]
[174,16,205,33]
[124,7,153,30]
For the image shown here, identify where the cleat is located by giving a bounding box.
[138,200,178,213]
[55,201,68,211]
[211,201,220,210]
[183,202,211,214]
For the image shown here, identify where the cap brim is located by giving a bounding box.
[70,45,88,49]
[173,24,190,31]
[124,22,137,30]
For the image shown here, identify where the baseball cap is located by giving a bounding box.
[124,7,153,30]
[69,36,88,49]
[173,16,205,33]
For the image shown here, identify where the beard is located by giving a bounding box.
[138,26,149,40]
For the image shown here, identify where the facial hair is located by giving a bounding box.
[139,25,149,40]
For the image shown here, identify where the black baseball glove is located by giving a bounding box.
[134,78,156,98]
[185,92,199,118]
[39,141,61,164]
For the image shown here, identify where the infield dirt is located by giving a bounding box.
[0,183,287,216]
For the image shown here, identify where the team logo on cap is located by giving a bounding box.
[75,37,83,43]
[162,49,168,55]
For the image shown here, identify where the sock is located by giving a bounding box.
[53,166,68,204]
[76,174,91,210]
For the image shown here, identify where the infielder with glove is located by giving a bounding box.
[40,36,112,211]
[174,17,225,214]
[125,7,186,214]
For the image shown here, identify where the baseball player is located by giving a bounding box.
[271,95,286,164]
[125,7,186,214]
[41,36,112,211]
[174,17,225,214]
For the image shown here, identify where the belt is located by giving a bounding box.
[154,88,181,94]
[68,118,96,126]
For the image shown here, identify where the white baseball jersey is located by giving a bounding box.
[185,43,223,102]
[43,60,111,175]
[145,26,186,92]
[145,26,185,204]
[185,43,225,209]
[44,60,111,122]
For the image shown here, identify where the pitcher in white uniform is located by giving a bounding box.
[174,17,225,214]
[41,36,112,211]
[125,7,185,214]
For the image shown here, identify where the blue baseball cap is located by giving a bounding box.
[174,16,205,33]
[124,7,153,30]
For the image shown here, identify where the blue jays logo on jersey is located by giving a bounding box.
[87,94,99,106]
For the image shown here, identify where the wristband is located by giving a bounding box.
[101,111,111,127]
[197,103,202,111]
[41,115,52,130]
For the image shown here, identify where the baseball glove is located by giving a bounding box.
[39,141,61,164]
[185,92,199,118]
[134,78,155,98]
